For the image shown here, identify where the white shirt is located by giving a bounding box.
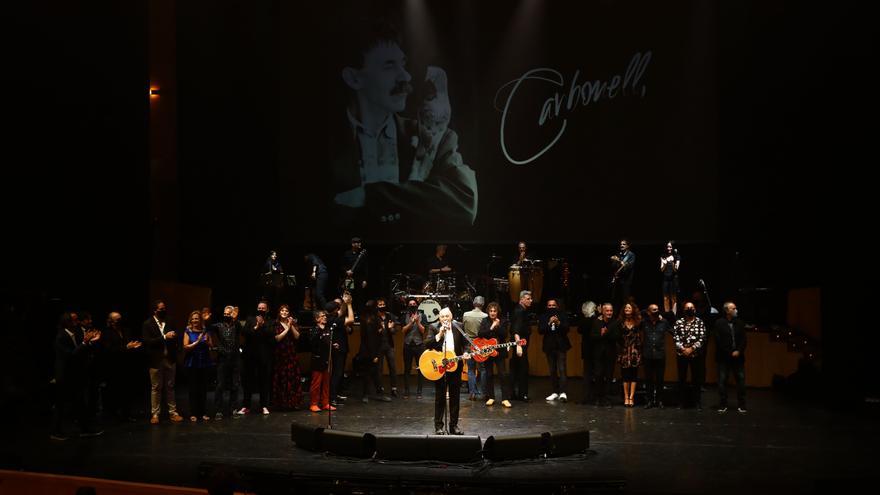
[155,316,167,355]
[63,328,77,347]
[442,323,455,355]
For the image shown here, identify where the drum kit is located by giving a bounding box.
[390,271,469,322]
[390,254,552,320]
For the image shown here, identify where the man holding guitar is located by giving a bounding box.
[340,237,368,313]
[610,239,636,309]
[424,307,470,435]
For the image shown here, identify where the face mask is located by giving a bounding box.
[257,310,266,317]
[224,315,233,322]
[156,309,167,319]
[685,308,695,317]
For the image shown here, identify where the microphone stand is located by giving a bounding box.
[327,322,334,430]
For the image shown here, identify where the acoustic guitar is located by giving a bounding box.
[419,338,527,381]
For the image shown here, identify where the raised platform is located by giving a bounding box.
[2,379,878,494]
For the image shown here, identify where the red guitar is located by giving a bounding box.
[469,338,527,363]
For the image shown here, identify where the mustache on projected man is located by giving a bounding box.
[330,18,477,229]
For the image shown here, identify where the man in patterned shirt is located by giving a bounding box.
[673,301,707,410]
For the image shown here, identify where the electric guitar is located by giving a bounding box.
[469,338,528,363]
[342,249,366,291]
[419,338,527,381]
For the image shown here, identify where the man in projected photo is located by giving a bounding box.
[331,18,477,229]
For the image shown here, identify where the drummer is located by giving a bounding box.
[513,240,535,265]
[428,244,454,275]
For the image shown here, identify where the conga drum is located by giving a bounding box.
[508,265,522,302]
[527,267,544,303]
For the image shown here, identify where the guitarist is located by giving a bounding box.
[340,237,368,313]
[425,307,470,435]
[610,239,636,309]
[478,302,513,408]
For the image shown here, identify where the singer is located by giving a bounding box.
[424,307,469,435]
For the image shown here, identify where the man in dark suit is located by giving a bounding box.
[714,301,748,413]
[509,290,533,402]
[538,299,571,402]
[425,307,470,435]
[142,300,183,424]
[50,312,103,440]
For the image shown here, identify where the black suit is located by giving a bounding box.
[327,115,478,233]
[713,317,748,408]
[538,310,571,395]
[52,328,96,435]
[425,322,466,431]
[509,304,531,400]
[241,316,275,411]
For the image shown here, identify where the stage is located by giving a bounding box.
[3,378,877,494]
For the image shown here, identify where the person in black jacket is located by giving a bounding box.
[357,300,391,403]
[50,312,103,440]
[509,290,533,401]
[641,304,672,408]
[589,303,618,407]
[577,301,598,404]
[328,294,355,406]
[714,301,747,413]
[101,311,142,422]
[237,300,275,416]
[538,299,571,402]
[142,300,184,424]
[425,307,470,435]
[479,302,513,408]
[211,306,241,420]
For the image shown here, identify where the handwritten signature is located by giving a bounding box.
[495,51,652,165]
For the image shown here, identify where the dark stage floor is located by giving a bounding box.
[3,378,878,494]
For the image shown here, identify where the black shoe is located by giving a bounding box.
[737,406,748,414]
[361,397,369,404]
[391,388,399,398]
[80,429,104,438]
[449,426,464,435]
[378,395,392,402]
[521,395,530,403]
[657,402,665,409]
[435,427,446,435]
[49,433,68,441]
[697,403,703,412]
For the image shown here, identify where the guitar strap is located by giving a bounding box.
[453,321,480,350]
